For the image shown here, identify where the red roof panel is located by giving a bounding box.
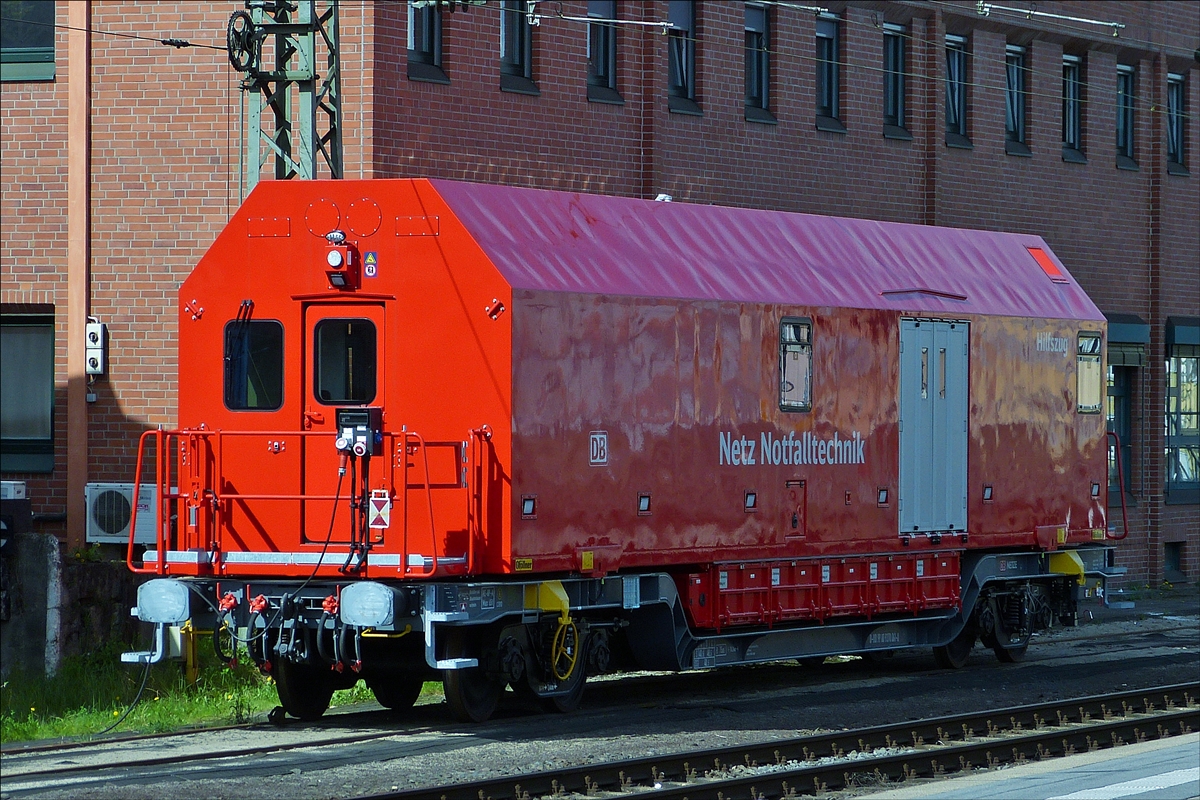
[429,180,1103,322]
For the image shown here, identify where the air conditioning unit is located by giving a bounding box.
[0,481,26,500]
[85,483,158,545]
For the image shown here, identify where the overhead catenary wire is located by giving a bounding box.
[0,15,228,52]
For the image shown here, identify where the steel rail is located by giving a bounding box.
[1,628,1190,760]
[374,682,1199,800]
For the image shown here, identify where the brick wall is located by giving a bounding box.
[1,0,1196,586]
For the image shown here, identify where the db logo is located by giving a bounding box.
[589,431,608,466]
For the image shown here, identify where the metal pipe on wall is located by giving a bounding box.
[66,1,90,552]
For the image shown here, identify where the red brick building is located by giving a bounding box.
[2,0,1197,599]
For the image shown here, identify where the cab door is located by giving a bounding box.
[300,303,386,544]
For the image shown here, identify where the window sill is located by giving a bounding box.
[1108,492,1136,509]
[0,450,54,474]
[1116,154,1139,171]
[500,73,540,96]
[1062,147,1087,164]
[587,84,624,105]
[745,106,777,125]
[668,95,702,116]
[1167,161,1190,177]
[1165,487,1200,505]
[945,132,973,150]
[815,115,846,134]
[0,61,55,82]
[1005,139,1032,157]
[407,61,450,85]
[883,124,913,141]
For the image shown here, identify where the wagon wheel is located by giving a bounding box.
[543,666,587,713]
[274,659,335,721]
[444,667,503,723]
[992,642,1028,663]
[442,628,502,723]
[933,626,975,669]
[365,672,425,711]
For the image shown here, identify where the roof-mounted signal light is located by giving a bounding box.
[1028,247,1070,284]
[324,229,359,290]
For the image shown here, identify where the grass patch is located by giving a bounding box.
[0,641,434,745]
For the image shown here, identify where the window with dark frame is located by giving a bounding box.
[224,320,284,411]
[314,319,377,405]
[1116,64,1136,168]
[500,0,537,95]
[0,0,55,82]
[667,0,698,113]
[1062,54,1084,161]
[1166,348,1199,501]
[1167,73,1187,173]
[1107,365,1133,497]
[0,305,54,473]
[815,14,842,132]
[744,2,772,122]
[587,0,620,103]
[1004,44,1029,155]
[1077,334,1103,414]
[779,319,813,412]
[407,1,448,84]
[945,34,969,147]
[883,23,908,137]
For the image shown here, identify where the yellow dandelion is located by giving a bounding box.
[113,710,120,717]
[29,706,35,713]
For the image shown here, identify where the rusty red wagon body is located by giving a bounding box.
[123,179,1119,721]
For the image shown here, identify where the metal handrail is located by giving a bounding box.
[127,425,477,576]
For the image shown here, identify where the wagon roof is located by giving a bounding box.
[430,179,1103,322]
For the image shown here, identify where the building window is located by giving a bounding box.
[224,320,284,411]
[1116,64,1136,169]
[780,319,813,412]
[882,23,909,139]
[0,305,54,473]
[667,0,698,114]
[1062,55,1085,162]
[587,0,620,103]
[744,3,772,123]
[1077,333,1103,413]
[1107,365,1133,497]
[1166,347,1199,502]
[500,0,537,95]
[408,2,448,84]
[0,0,55,82]
[815,14,843,132]
[1004,44,1029,155]
[945,34,969,148]
[1167,73,1187,174]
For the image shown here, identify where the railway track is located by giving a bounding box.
[0,625,1193,799]
[4,622,1185,761]
[369,682,1200,800]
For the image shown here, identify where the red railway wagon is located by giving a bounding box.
[124,179,1121,722]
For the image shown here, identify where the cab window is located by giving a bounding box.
[1077,332,1103,413]
[780,318,813,412]
[224,320,284,411]
[314,318,376,404]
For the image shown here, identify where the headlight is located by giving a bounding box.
[137,579,190,624]
[340,582,396,628]
[326,249,344,267]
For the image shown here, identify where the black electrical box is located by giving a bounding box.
[335,407,383,456]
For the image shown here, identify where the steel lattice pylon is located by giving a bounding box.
[227,0,343,198]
